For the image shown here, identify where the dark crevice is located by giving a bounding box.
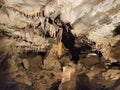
[113,40,120,47]
[0,54,11,71]
[107,62,120,69]
[38,52,47,60]
[112,79,120,90]
[48,17,53,24]
[113,25,120,36]
[20,51,47,60]
[61,23,80,64]
[94,51,103,58]
[49,80,61,90]
[54,15,63,27]
[45,31,51,38]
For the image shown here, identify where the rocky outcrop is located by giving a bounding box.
[43,44,61,71]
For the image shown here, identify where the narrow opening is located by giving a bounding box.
[113,25,120,36]
[108,62,120,69]
[61,23,80,64]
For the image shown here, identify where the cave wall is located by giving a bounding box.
[0,0,120,62]
[44,0,120,62]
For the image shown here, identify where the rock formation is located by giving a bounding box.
[0,0,120,90]
[0,0,120,62]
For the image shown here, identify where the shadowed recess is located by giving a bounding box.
[113,25,120,36]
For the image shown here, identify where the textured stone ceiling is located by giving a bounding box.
[0,0,120,63]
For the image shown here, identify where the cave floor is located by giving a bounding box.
[0,42,120,90]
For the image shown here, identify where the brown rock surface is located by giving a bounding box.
[43,44,61,71]
[0,0,120,90]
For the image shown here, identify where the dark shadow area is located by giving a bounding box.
[94,50,103,58]
[115,40,120,45]
[0,56,32,90]
[108,62,120,69]
[61,23,81,64]
[38,52,47,59]
[79,45,92,59]
[50,80,61,90]
[110,40,120,61]
[76,73,91,90]
[61,23,100,64]
[20,51,47,59]
[113,25,120,36]
[112,78,120,90]
[0,57,17,90]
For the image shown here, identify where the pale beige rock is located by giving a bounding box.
[7,55,18,72]
[61,65,75,83]
[44,57,61,71]
[58,65,76,90]
[44,44,61,71]
[22,59,29,70]
[102,70,120,80]
[87,66,101,80]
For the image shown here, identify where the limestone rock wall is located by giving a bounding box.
[44,0,120,62]
[0,0,120,62]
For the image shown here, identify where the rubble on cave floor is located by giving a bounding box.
[0,43,120,90]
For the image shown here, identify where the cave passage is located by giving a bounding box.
[61,23,81,63]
